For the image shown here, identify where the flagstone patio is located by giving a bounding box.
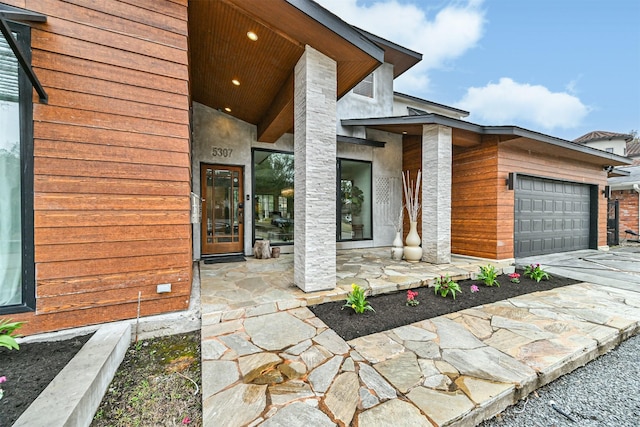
[199,249,640,426]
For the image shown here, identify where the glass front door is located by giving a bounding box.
[201,164,244,255]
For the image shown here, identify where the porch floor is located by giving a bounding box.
[199,247,511,324]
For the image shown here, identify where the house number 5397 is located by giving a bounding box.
[212,147,233,157]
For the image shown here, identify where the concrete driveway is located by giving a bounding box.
[516,246,640,293]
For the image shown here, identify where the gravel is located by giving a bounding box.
[480,333,640,427]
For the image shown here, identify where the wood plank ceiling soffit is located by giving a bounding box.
[188,0,382,143]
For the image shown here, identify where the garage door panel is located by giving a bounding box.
[515,176,591,257]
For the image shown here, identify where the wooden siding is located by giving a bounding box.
[451,135,608,259]
[498,144,608,259]
[451,138,501,258]
[6,0,191,335]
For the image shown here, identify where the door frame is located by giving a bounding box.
[200,163,245,256]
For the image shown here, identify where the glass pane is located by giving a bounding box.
[339,160,372,240]
[206,168,239,244]
[253,151,294,244]
[0,32,22,306]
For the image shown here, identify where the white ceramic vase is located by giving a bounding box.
[391,231,404,260]
[404,221,423,262]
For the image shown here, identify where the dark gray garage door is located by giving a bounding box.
[515,176,591,257]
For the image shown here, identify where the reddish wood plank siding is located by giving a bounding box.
[452,135,608,260]
[498,144,607,258]
[452,138,500,259]
[7,0,191,335]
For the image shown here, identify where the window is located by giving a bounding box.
[353,72,374,98]
[0,21,35,313]
[253,149,294,245]
[338,159,372,240]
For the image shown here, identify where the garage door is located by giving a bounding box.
[515,176,591,257]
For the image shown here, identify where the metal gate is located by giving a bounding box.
[607,199,619,246]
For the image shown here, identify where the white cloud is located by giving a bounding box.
[455,78,590,130]
[316,0,485,92]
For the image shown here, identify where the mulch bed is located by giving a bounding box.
[309,269,580,341]
[0,333,93,426]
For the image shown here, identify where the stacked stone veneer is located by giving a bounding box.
[422,124,452,264]
[613,189,639,238]
[294,45,337,292]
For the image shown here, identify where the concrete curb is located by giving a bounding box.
[13,323,131,427]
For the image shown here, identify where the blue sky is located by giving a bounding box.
[316,0,640,141]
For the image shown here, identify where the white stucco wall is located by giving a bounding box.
[191,102,403,258]
[191,102,293,259]
[336,63,394,137]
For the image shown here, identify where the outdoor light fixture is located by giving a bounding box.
[506,172,516,190]
[602,185,611,199]
[224,107,231,112]
[247,31,258,41]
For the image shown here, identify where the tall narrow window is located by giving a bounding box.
[253,149,295,245]
[338,159,372,240]
[1,21,34,312]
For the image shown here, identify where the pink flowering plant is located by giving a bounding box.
[470,285,479,293]
[434,274,461,299]
[0,375,6,400]
[524,263,550,283]
[508,272,521,283]
[406,290,419,306]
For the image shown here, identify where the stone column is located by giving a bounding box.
[422,124,452,264]
[293,45,337,292]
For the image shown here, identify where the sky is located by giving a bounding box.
[315,0,640,141]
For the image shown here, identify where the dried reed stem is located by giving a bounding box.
[402,169,421,222]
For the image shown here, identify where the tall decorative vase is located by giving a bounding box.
[391,231,404,260]
[404,221,423,262]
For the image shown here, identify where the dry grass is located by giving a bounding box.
[91,331,201,427]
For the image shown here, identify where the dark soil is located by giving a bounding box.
[0,331,201,427]
[309,270,580,341]
[0,333,93,426]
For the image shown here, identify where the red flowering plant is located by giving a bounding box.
[508,272,521,283]
[406,290,419,306]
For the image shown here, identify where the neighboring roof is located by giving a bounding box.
[353,28,422,78]
[573,130,634,144]
[341,113,633,166]
[609,166,640,188]
[627,140,640,157]
[394,92,470,117]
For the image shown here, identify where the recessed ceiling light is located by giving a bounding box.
[224,107,232,112]
[247,31,258,41]
[402,131,408,134]
[232,79,240,86]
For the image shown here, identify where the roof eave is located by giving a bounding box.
[342,115,633,166]
[286,0,385,64]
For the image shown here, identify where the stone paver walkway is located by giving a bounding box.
[200,249,640,426]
